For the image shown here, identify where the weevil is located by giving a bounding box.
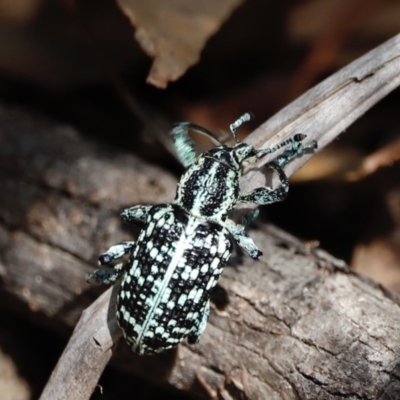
[87,113,317,355]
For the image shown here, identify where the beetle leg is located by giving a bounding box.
[121,205,152,225]
[224,222,262,260]
[86,263,126,284]
[239,163,290,205]
[98,242,135,265]
[239,136,317,205]
[86,241,135,284]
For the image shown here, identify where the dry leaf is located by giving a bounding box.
[116,0,245,88]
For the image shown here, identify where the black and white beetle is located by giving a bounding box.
[87,113,317,355]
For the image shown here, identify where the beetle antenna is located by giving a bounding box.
[178,122,224,146]
[229,113,253,143]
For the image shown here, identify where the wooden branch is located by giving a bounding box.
[1,33,400,400]
[241,33,400,194]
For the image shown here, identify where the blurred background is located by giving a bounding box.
[1,0,400,398]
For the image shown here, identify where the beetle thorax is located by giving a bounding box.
[173,145,248,221]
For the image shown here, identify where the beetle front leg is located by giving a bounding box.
[121,205,152,225]
[239,162,290,205]
[239,135,317,206]
[86,241,135,284]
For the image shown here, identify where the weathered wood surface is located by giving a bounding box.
[1,33,400,400]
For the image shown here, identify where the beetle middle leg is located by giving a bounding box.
[224,222,262,260]
[86,241,135,284]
